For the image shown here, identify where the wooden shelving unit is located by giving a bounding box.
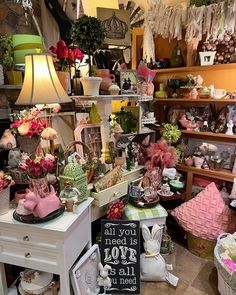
[181,130,236,142]
[176,164,236,200]
[155,98,236,104]
[153,63,236,74]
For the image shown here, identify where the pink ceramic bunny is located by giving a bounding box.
[23,186,61,218]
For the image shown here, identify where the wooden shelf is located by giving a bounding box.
[181,130,236,142]
[153,63,236,74]
[155,98,236,104]
[176,164,236,182]
[0,85,21,90]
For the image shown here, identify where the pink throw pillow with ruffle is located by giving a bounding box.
[171,182,236,240]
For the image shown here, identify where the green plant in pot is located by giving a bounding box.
[0,35,22,85]
[70,15,106,95]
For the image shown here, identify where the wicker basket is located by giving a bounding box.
[187,233,216,260]
[0,187,10,215]
[214,233,236,295]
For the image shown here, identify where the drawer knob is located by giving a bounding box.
[113,192,121,197]
[23,236,30,241]
[25,253,31,258]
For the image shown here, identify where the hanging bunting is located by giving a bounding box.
[143,0,236,62]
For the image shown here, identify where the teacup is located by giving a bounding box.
[160,183,171,195]
[212,88,227,99]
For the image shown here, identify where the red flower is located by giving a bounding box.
[74,48,84,61]
[49,46,57,54]
[68,48,75,61]
[107,200,124,220]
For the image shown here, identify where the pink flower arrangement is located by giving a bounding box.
[50,40,84,72]
[0,171,14,192]
[11,107,47,138]
[107,200,124,220]
[20,154,56,179]
[145,139,177,170]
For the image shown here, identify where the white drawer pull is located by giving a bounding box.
[25,253,31,258]
[23,236,30,241]
[113,192,121,198]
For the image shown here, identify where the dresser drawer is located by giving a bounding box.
[92,181,128,207]
[0,228,60,250]
[0,241,59,273]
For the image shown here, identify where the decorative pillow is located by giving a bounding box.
[171,182,236,240]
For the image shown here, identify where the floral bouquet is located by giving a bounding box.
[20,154,56,179]
[0,171,14,192]
[11,107,47,138]
[50,40,84,72]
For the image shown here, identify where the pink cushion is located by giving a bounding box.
[171,182,236,240]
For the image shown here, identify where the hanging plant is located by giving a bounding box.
[190,0,217,7]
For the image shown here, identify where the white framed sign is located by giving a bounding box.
[70,244,100,295]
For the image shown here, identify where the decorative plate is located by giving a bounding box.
[157,190,174,197]
[13,206,65,224]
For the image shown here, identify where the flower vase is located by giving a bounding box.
[17,135,40,158]
[29,177,49,198]
[57,71,70,93]
[193,156,204,169]
[73,77,83,95]
[0,187,10,215]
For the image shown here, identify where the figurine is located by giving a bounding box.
[23,186,61,218]
[226,119,234,135]
[201,121,209,132]
[59,182,81,212]
[0,129,16,150]
[97,263,112,295]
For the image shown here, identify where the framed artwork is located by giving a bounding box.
[70,244,100,295]
[120,70,137,94]
[97,7,131,46]
[188,138,236,169]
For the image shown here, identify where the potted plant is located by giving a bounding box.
[70,15,106,95]
[50,40,84,92]
[0,35,22,85]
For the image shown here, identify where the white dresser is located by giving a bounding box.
[0,198,93,295]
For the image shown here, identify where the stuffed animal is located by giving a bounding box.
[140,224,179,286]
[0,129,16,150]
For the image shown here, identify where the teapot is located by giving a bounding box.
[96,69,115,92]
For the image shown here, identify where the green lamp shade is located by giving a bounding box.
[12,34,44,64]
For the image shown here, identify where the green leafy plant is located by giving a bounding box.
[161,123,181,144]
[0,35,14,71]
[70,15,106,76]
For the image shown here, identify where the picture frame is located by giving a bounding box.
[120,70,137,94]
[70,244,101,295]
[97,7,131,46]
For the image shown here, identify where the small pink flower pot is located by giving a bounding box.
[185,158,194,166]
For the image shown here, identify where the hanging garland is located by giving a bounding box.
[143,0,236,62]
[190,0,217,7]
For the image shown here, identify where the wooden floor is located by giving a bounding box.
[141,242,219,295]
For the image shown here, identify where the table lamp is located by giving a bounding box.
[15,53,72,153]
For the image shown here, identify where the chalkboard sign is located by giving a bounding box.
[100,220,140,294]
